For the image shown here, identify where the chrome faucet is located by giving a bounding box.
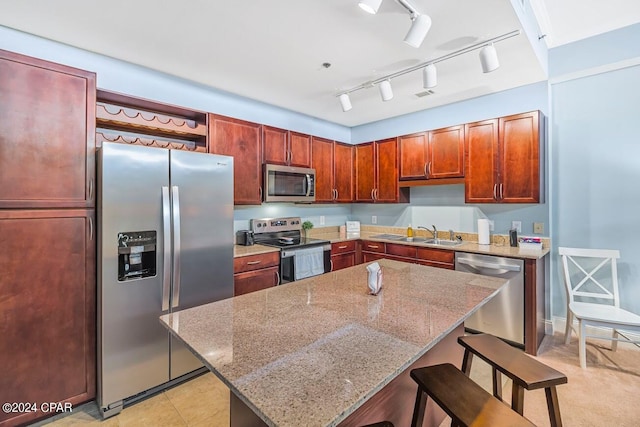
[418,225,438,240]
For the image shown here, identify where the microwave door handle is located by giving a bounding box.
[171,186,182,308]
[305,174,311,197]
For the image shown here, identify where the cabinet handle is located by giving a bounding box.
[424,162,428,177]
[499,183,504,200]
[375,188,379,200]
[89,178,94,202]
[247,260,261,265]
[493,184,498,200]
[330,259,334,272]
[371,188,375,200]
[368,245,379,249]
[259,186,263,201]
[335,189,339,200]
[338,245,348,249]
[275,270,281,285]
[428,161,432,177]
[88,216,93,241]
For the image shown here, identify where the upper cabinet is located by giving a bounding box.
[355,138,409,203]
[465,111,543,203]
[398,125,464,181]
[262,126,311,168]
[209,114,262,205]
[0,49,96,209]
[311,137,354,203]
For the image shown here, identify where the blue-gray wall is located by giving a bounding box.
[548,23,640,320]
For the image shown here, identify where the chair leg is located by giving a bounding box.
[411,387,427,427]
[612,329,619,352]
[564,311,573,345]
[579,320,587,369]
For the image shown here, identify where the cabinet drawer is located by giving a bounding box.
[363,252,385,263]
[234,266,279,296]
[361,240,385,253]
[234,251,280,273]
[386,243,417,258]
[331,240,356,254]
[416,247,454,269]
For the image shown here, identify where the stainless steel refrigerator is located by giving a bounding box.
[97,142,234,417]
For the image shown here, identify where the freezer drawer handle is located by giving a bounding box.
[457,257,521,272]
[171,186,182,308]
[162,186,171,311]
[247,260,261,265]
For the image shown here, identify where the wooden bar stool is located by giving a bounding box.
[409,363,535,427]
[458,334,568,427]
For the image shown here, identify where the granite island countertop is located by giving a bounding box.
[160,259,507,427]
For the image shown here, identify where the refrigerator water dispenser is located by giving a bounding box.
[118,231,157,281]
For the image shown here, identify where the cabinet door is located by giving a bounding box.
[465,119,499,203]
[334,142,354,203]
[428,125,464,179]
[331,253,355,271]
[289,131,312,167]
[209,115,262,205]
[355,142,376,202]
[234,266,280,296]
[0,209,95,426]
[499,111,541,203]
[375,138,399,202]
[262,125,289,165]
[0,50,96,209]
[311,136,335,203]
[398,132,428,180]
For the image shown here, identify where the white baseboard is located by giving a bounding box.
[551,316,640,350]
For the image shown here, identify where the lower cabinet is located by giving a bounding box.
[0,209,95,427]
[233,252,280,296]
[330,241,356,271]
[359,241,454,269]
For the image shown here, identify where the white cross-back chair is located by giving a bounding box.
[559,247,640,368]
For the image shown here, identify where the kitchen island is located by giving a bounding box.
[160,259,507,427]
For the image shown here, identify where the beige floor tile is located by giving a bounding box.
[165,373,229,426]
[117,394,186,427]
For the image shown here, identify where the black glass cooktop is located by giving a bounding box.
[259,237,330,249]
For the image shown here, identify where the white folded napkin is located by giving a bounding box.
[366,262,383,295]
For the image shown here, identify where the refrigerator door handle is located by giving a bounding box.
[162,186,171,312]
[171,186,182,308]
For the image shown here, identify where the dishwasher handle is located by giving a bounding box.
[457,257,521,272]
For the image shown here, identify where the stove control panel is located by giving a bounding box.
[251,217,302,234]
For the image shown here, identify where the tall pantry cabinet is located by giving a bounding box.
[0,49,96,427]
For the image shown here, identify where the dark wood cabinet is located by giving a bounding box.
[0,49,96,209]
[355,139,408,203]
[331,240,357,271]
[234,252,280,296]
[209,115,262,205]
[465,111,542,203]
[0,209,96,426]
[398,126,464,181]
[311,138,354,203]
[262,126,311,168]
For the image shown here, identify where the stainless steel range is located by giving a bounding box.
[251,217,331,283]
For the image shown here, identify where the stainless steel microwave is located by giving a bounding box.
[264,164,316,203]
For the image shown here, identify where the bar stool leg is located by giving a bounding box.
[545,386,563,427]
[411,387,427,427]
[461,349,473,375]
[492,367,502,400]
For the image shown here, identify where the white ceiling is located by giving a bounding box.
[0,1,638,127]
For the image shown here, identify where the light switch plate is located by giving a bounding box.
[320,216,325,225]
[533,222,544,234]
[371,216,377,224]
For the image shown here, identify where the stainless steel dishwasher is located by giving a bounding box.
[455,252,525,346]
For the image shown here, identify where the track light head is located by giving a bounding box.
[339,93,352,112]
[423,64,437,88]
[479,43,500,73]
[404,13,431,48]
[379,80,393,101]
[358,0,382,14]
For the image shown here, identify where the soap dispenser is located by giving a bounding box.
[407,223,414,241]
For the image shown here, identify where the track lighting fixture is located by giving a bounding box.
[336,30,519,112]
[479,43,500,73]
[379,80,393,101]
[358,0,382,14]
[339,93,352,112]
[423,63,437,89]
[404,13,431,48]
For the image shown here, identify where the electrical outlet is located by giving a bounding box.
[372,215,377,224]
[511,221,522,233]
[488,220,494,231]
[320,216,325,225]
[533,222,544,234]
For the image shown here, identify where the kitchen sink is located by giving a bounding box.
[370,234,463,247]
[424,239,463,247]
[397,237,428,242]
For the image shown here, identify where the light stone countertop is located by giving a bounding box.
[234,244,281,258]
[160,259,506,427]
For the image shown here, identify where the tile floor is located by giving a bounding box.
[33,333,639,426]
